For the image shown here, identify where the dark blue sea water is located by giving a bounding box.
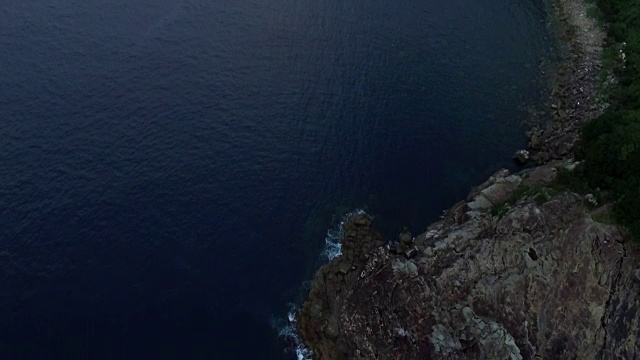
[0,0,554,358]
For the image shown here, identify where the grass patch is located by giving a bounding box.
[593,41,624,107]
[592,209,617,224]
[490,185,559,219]
[534,192,551,205]
[586,5,606,26]
[553,168,592,194]
[491,203,510,218]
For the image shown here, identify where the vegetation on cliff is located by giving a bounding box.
[298,164,640,358]
[578,0,640,239]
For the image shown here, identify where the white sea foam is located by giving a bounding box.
[279,209,370,359]
[278,304,314,360]
[323,209,367,261]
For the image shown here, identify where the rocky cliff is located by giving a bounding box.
[298,163,640,359]
[297,0,640,356]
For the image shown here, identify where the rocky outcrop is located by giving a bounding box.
[297,214,386,359]
[297,0,639,356]
[298,164,640,359]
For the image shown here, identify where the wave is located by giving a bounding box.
[323,209,367,261]
[278,304,314,360]
[278,209,369,358]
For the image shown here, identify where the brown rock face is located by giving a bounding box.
[297,214,386,359]
[298,167,640,359]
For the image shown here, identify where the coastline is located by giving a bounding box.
[296,0,640,358]
[516,0,606,165]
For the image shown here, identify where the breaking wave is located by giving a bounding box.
[278,304,314,360]
[278,209,369,358]
[323,209,367,261]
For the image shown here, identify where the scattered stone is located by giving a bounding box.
[530,134,542,150]
[392,243,404,254]
[537,152,551,165]
[424,247,434,257]
[399,231,413,246]
[405,246,418,259]
[405,261,418,275]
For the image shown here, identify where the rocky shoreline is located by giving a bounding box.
[299,161,639,358]
[297,0,640,358]
[515,0,607,165]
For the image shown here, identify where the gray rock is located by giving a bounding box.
[299,187,638,359]
[533,151,551,165]
[405,246,418,259]
[467,194,493,210]
[530,134,541,149]
[480,177,521,205]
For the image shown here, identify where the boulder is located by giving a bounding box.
[480,177,521,205]
[529,134,542,149]
[533,151,550,165]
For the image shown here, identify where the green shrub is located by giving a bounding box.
[579,0,640,241]
[554,168,592,194]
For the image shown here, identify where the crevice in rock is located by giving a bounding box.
[599,238,628,357]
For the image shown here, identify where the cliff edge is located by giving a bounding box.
[298,163,640,359]
[297,0,640,356]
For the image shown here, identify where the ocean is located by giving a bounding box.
[0,0,554,358]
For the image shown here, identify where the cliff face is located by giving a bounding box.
[298,163,640,359]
